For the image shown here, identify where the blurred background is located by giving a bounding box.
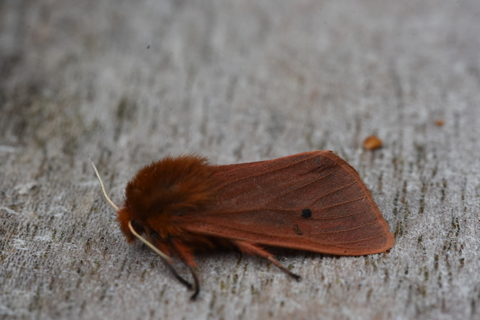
[1,1,479,319]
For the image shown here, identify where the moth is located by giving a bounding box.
[91,151,394,299]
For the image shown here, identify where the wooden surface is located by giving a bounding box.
[1,1,480,319]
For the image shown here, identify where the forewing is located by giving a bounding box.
[177,151,394,255]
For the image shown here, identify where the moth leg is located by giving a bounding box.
[168,238,201,300]
[233,240,301,281]
[165,264,193,290]
[151,232,193,290]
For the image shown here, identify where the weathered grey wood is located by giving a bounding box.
[1,1,480,319]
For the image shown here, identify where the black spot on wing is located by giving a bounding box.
[301,208,312,219]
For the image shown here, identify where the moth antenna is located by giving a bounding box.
[128,221,173,264]
[89,157,120,211]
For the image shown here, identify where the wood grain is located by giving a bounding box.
[1,1,480,319]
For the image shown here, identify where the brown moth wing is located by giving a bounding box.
[175,151,395,255]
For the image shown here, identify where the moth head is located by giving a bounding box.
[89,157,173,263]
[119,155,217,241]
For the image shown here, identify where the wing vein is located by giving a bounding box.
[216,154,320,191]
[271,169,337,199]
[323,233,389,246]
[307,219,381,235]
[306,181,357,207]
[310,209,372,221]
[316,196,368,212]
[198,196,370,218]
[192,224,389,248]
